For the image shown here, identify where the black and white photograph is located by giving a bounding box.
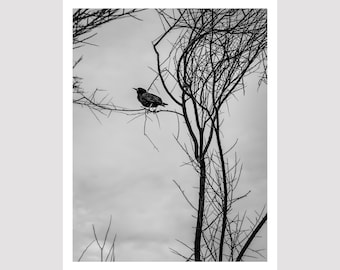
[6,0,340,269]
[72,8,268,262]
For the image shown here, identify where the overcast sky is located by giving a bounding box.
[73,9,267,262]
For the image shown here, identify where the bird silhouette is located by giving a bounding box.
[133,88,168,108]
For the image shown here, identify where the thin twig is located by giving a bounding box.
[78,240,95,261]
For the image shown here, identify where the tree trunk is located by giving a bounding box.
[194,158,206,261]
[215,116,228,261]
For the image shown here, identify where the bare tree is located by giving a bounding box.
[152,9,267,261]
[78,215,117,262]
[73,8,145,49]
[73,8,145,116]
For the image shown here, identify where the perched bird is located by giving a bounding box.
[133,87,168,108]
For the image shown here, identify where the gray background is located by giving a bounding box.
[1,0,340,269]
[1,1,62,269]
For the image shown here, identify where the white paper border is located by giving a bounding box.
[63,1,277,269]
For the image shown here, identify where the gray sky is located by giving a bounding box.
[73,9,267,261]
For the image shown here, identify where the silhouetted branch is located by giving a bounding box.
[73,9,145,49]
[78,240,95,261]
[78,216,117,262]
[236,213,267,261]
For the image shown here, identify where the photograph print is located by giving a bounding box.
[73,8,268,262]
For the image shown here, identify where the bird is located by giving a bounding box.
[133,87,168,108]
